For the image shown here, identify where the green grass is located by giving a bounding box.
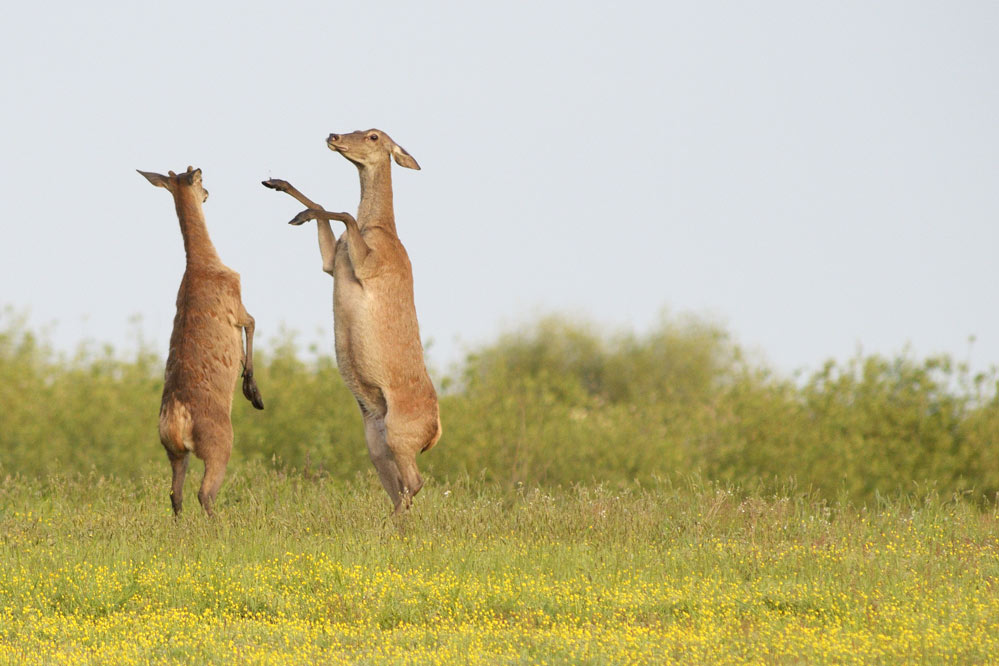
[2,465,998,664]
[3,306,999,662]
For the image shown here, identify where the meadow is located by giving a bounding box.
[3,470,999,664]
[2,306,999,663]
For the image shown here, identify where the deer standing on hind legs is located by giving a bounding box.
[263,129,441,514]
[138,166,264,517]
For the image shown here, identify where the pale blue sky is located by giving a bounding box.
[1,1,997,375]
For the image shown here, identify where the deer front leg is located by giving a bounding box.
[238,306,264,410]
[290,209,371,277]
[261,179,326,210]
[263,179,337,275]
[315,220,337,275]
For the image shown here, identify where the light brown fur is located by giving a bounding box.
[263,129,440,513]
[139,166,264,517]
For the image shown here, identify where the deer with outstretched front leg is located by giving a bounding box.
[264,129,441,514]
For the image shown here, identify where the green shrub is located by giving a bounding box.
[2,306,997,503]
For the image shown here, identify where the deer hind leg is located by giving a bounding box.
[196,422,233,517]
[363,413,405,511]
[159,400,194,516]
[168,452,190,516]
[384,412,428,514]
[392,451,423,515]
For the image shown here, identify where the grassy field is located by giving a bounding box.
[2,465,998,664]
[3,308,999,663]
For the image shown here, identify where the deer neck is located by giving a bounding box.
[174,194,222,267]
[357,164,397,234]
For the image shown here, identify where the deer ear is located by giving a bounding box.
[137,170,171,189]
[391,142,421,170]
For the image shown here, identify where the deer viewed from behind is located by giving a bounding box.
[139,166,264,517]
[263,129,441,514]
